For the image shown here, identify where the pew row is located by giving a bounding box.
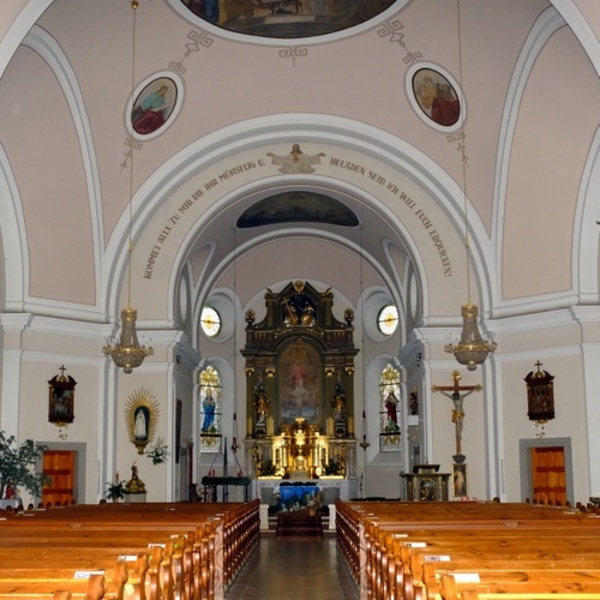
[335,500,600,600]
[0,499,260,600]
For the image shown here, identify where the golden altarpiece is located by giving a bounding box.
[242,281,359,481]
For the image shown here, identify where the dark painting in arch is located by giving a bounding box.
[237,191,360,228]
[131,77,178,136]
[412,68,460,128]
[181,0,397,39]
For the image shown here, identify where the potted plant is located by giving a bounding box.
[105,473,125,502]
[0,431,50,500]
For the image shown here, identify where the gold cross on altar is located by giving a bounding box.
[431,370,481,459]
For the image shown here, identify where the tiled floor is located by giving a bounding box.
[226,536,359,599]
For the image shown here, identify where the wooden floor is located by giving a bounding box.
[225,536,359,599]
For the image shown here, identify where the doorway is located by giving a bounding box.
[530,446,566,505]
[40,442,86,506]
[519,437,573,505]
[42,450,75,506]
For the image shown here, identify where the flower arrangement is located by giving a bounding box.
[146,437,169,465]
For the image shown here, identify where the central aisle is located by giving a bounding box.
[225,537,359,599]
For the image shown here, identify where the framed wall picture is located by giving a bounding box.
[453,463,468,497]
[48,367,76,426]
[524,362,555,424]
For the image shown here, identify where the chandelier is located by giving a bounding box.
[444,0,496,371]
[103,0,153,373]
[445,303,496,371]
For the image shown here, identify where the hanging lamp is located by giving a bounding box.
[103,0,153,373]
[444,0,496,371]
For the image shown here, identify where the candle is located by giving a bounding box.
[247,417,253,436]
[326,417,334,437]
[348,416,354,435]
[267,416,275,437]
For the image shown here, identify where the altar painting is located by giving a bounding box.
[279,341,320,424]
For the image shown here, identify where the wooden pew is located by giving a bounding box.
[335,500,600,600]
[0,500,260,600]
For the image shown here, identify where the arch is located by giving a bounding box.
[102,115,494,337]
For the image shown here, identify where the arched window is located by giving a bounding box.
[379,363,402,452]
[199,366,222,453]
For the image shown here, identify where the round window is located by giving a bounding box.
[200,306,221,338]
[377,304,399,336]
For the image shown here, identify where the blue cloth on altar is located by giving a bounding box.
[278,485,320,510]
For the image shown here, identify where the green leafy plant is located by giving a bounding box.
[105,474,125,502]
[0,431,50,499]
[146,437,169,465]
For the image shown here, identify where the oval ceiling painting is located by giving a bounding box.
[181,0,397,39]
[131,76,178,137]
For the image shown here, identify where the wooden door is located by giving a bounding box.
[531,446,566,506]
[42,450,75,506]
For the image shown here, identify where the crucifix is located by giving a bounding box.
[431,370,481,462]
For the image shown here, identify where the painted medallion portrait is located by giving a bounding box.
[180,0,397,39]
[412,68,461,128]
[130,77,178,136]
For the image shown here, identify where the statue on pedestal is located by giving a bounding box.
[253,384,270,437]
[330,383,347,437]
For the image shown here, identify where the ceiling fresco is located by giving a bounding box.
[237,192,360,228]
[180,0,397,39]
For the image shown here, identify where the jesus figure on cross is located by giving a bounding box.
[431,370,481,461]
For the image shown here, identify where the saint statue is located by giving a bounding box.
[253,384,270,424]
[134,408,147,439]
[331,383,346,423]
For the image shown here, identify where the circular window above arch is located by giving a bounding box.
[200,306,222,338]
[197,289,237,344]
[169,0,407,43]
[377,304,399,336]
[362,288,401,342]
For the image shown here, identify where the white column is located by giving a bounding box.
[582,343,600,497]
[0,314,31,435]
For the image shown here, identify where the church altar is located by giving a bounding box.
[242,282,361,506]
[255,477,359,506]
[278,483,320,510]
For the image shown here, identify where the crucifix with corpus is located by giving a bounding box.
[431,370,481,462]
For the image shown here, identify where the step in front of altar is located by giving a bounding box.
[261,503,335,534]
[275,508,324,538]
[266,512,332,535]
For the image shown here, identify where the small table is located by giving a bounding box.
[201,476,251,502]
[401,472,450,501]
